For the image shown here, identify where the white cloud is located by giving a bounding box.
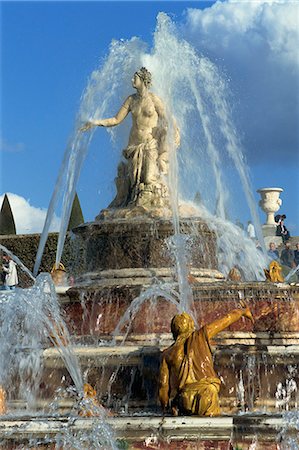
[183,0,299,165]
[0,137,25,153]
[186,0,299,68]
[0,193,60,234]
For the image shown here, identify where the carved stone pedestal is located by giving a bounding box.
[72,216,217,274]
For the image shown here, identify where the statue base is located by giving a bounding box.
[96,202,199,221]
[72,211,217,274]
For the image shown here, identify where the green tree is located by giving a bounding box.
[67,193,84,231]
[0,194,16,235]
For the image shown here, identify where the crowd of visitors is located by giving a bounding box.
[267,241,299,270]
[238,214,292,246]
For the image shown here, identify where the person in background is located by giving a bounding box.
[267,242,280,261]
[280,242,295,269]
[2,255,18,290]
[1,255,8,287]
[276,214,290,243]
[247,220,256,240]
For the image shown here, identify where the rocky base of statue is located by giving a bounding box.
[96,200,200,221]
[72,215,217,274]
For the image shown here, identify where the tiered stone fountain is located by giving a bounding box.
[1,38,299,450]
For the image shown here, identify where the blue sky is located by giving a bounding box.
[1,1,298,235]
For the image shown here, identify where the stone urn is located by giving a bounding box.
[257,187,283,225]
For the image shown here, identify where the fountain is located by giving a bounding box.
[0,12,299,450]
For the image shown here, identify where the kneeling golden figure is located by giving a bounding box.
[264,260,284,283]
[159,302,254,416]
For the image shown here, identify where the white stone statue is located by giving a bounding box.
[81,67,180,211]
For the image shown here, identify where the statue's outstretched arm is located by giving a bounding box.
[159,356,170,411]
[80,97,131,131]
[206,301,254,340]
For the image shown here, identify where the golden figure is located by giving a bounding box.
[79,383,101,417]
[159,302,254,416]
[51,262,68,286]
[264,260,284,283]
[0,386,7,415]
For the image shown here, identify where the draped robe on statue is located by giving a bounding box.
[159,326,221,416]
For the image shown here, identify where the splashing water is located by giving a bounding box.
[0,273,83,400]
[285,263,299,283]
[278,411,299,449]
[0,267,117,448]
[191,203,267,280]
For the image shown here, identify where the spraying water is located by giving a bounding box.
[144,14,266,251]
[34,39,146,277]
[285,263,299,283]
[0,244,35,283]
[0,273,83,399]
[0,244,83,403]
[34,13,266,291]
[112,282,182,343]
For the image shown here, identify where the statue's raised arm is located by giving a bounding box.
[81,67,179,213]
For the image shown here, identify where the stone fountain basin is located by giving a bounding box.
[0,414,297,448]
[42,333,299,368]
[73,267,225,287]
[61,281,299,336]
[33,333,299,416]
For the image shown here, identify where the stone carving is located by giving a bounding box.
[227,266,242,282]
[257,188,283,225]
[81,67,179,212]
[264,260,284,283]
[159,302,254,416]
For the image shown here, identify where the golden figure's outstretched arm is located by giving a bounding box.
[80,96,131,131]
[206,301,254,340]
[158,356,170,411]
